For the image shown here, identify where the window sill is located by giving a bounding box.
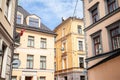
[40,48,47,49]
[40,68,46,70]
[27,46,34,48]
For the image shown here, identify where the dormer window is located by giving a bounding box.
[29,17,39,27]
[16,15,22,24]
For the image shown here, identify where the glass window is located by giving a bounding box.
[28,36,34,47]
[110,27,120,50]
[13,54,19,60]
[78,25,82,34]
[27,55,33,69]
[78,41,83,51]
[79,57,84,68]
[29,17,39,27]
[93,36,102,55]
[40,56,46,69]
[107,0,117,13]
[80,76,85,80]
[16,15,22,24]
[91,7,99,23]
[12,76,17,80]
[40,77,46,80]
[40,38,47,49]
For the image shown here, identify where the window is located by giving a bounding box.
[28,36,34,47]
[93,36,102,55]
[40,56,46,69]
[16,15,22,24]
[78,41,83,51]
[89,3,99,23]
[80,76,85,80]
[29,17,39,27]
[107,0,117,13]
[12,76,17,80]
[13,54,19,60]
[62,41,66,52]
[79,57,84,68]
[40,38,47,49]
[0,42,7,74]
[64,76,67,80]
[110,27,120,50]
[78,25,82,34]
[40,77,46,80]
[27,55,33,69]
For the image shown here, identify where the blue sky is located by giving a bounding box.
[18,0,83,30]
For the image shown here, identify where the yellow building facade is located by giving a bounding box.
[54,17,86,80]
[83,0,120,80]
[0,0,17,80]
[12,6,55,80]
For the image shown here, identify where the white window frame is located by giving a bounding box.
[16,12,23,24]
[78,39,85,51]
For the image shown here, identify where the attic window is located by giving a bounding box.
[29,17,39,27]
[16,15,22,24]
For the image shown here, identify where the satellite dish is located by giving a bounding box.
[12,59,21,68]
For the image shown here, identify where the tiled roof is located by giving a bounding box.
[17,6,55,35]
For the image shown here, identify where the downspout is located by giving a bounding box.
[81,0,88,80]
[11,0,18,79]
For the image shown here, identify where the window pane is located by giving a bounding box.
[28,36,34,47]
[16,15,21,24]
[78,25,82,34]
[29,17,39,27]
[12,76,17,80]
[41,38,46,48]
[78,41,83,51]
[40,77,45,80]
[27,55,33,68]
[40,56,46,69]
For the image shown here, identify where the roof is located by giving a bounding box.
[53,17,83,32]
[17,6,55,35]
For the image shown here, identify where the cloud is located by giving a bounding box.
[18,0,83,30]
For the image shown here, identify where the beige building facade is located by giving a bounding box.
[54,17,86,80]
[83,0,120,80]
[12,6,55,80]
[0,0,17,80]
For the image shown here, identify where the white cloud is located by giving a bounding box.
[18,0,83,30]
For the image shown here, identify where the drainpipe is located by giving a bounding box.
[81,0,88,80]
[11,0,18,79]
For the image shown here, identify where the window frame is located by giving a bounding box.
[79,57,84,68]
[29,17,39,27]
[91,30,102,56]
[40,77,46,80]
[40,56,46,69]
[26,55,33,69]
[80,76,85,80]
[40,38,47,49]
[11,76,17,80]
[27,36,34,47]
[110,27,120,50]
[89,3,99,24]
[16,14,22,24]
[78,41,83,51]
[78,25,82,34]
[106,0,117,13]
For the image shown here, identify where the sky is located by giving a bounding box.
[18,0,83,30]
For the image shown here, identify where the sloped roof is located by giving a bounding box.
[17,6,55,35]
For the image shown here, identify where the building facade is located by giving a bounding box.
[0,0,17,80]
[54,17,86,80]
[12,6,55,80]
[83,0,120,80]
